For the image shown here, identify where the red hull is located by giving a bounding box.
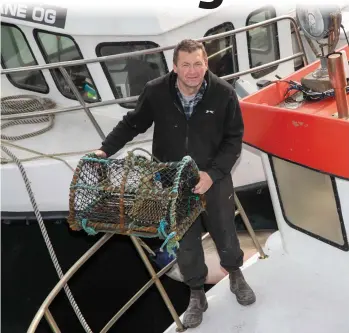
[240,46,349,180]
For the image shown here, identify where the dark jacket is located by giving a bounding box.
[100,70,244,183]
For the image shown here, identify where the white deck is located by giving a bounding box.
[164,233,349,333]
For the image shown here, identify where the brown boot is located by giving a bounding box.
[229,269,256,306]
[183,289,208,328]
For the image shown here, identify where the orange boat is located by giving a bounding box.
[240,45,349,182]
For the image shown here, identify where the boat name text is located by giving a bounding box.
[0,4,67,28]
[198,0,223,9]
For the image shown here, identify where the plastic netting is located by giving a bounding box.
[68,149,206,255]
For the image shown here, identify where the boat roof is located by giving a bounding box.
[2,1,349,38]
[0,1,293,36]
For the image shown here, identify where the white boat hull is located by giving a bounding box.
[1,103,265,215]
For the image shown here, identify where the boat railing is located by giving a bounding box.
[1,15,307,124]
[1,15,305,333]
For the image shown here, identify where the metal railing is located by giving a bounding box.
[1,14,304,333]
[26,201,267,333]
[1,15,308,123]
[1,15,307,75]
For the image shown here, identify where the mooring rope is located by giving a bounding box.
[1,145,94,332]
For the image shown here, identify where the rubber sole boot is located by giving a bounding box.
[229,269,256,306]
[183,289,208,328]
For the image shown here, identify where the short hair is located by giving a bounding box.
[173,39,208,65]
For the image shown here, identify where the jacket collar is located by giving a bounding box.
[168,70,213,100]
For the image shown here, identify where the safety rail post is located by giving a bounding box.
[27,234,113,333]
[234,193,268,259]
[58,67,106,140]
[44,309,61,333]
[130,236,185,332]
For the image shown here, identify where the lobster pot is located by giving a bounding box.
[68,151,205,245]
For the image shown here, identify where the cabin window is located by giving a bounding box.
[203,22,239,84]
[1,23,49,93]
[270,156,348,250]
[96,42,168,109]
[246,7,280,79]
[34,29,100,103]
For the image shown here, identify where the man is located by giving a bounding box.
[94,39,256,328]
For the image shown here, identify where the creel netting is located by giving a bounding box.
[67,150,206,256]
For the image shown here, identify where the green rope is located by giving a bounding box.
[81,219,98,235]
[156,219,178,257]
[169,156,192,228]
[81,156,111,164]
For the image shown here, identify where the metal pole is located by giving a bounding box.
[234,193,268,259]
[27,234,113,333]
[221,53,303,81]
[100,273,157,333]
[290,21,309,66]
[44,310,62,333]
[2,52,304,123]
[59,67,106,140]
[1,16,307,74]
[101,232,211,332]
[101,254,176,332]
[130,235,185,332]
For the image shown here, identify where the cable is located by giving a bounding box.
[341,24,349,47]
[1,145,93,333]
[273,78,349,103]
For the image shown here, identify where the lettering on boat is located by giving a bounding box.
[0,3,67,28]
[198,0,223,9]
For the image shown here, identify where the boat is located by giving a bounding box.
[1,2,349,333]
[3,1,349,224]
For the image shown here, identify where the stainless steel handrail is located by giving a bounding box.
[221,53,303,81]
[27,234,114,333]
[1,15,307,75]
[1,53,305,122]
[26,233,213,333]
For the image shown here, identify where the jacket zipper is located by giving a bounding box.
[173,102,189,154]
[185,123,189,154]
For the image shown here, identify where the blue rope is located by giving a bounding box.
[131,232,159,238]
[157,219,168,239]
[160,231,177,251]
[81,157,111,164]
[81,219,98,235]
[156,219,179,257]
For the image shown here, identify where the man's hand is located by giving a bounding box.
[94,150,107,158]
[193,171,213,194]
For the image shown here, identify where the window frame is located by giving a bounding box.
[1,22,49,94]
[269,155,349,252]
[33,28,101,102]
[203,21,239,82]
[246,6,280,79]
[96,41,169,109]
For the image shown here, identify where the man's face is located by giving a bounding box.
[173,49,208,90]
